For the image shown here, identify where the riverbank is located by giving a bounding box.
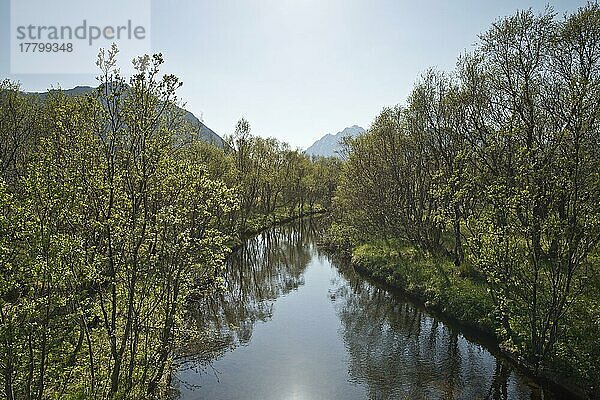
[226,208,328,251]
[321,238,594,400]
[241,208,326,238]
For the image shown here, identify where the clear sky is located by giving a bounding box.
[0,0,588,149]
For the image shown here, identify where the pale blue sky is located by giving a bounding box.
[0,0,587,148]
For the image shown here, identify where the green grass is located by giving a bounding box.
[351,241,496,335]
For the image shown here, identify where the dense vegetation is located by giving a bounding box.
[328,5,600,397]
[0,45,339,399]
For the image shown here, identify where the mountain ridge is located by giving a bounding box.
[28,85,228,149]
[304,125,365,158]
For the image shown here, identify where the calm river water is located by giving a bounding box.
[174,219,560,400]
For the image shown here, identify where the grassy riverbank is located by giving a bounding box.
[322,234,596,399]
[350,240,496,336]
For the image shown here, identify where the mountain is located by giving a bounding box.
[304,125,365,158]
[29,85,228,149]
[180,109,228,148]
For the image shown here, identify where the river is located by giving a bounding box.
[174,219,560,400]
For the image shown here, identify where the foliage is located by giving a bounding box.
[332,4,600,395]
[0,45,340,399]
[350,242,495,334]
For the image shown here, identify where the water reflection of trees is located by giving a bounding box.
[177,219,320,366]
[330,266,548,400]
[174,219,554,400]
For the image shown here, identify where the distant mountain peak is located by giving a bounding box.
[304,125,365,158]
